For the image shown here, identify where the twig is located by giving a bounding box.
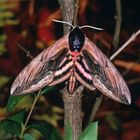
[73,0,79,25]
[112,0,122,50]
[20,89,41,139]
[88,93,103,123]
[88,29,140,123]
[89,0,122,123]
[15,44,41,138]
[58,0,83,140]
[16,42,34,59]
[58,0,75,34]
[110,29,140,60]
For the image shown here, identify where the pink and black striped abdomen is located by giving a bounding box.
[49,52,95,93]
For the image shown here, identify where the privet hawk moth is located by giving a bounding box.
[10,25,131,105]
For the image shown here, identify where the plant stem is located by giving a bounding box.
[110,29,140,60]
[58,0,75,34]
[62,86,84,140]
[58,0,83,140]
[20,90,41,139]
[73,0,79,25]
[16,42,34,59]
[112,0,122,50]
[88,94,103,123]
[88,29,140,123]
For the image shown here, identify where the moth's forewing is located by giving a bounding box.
[83,37,131,105]
[11,36,69,95]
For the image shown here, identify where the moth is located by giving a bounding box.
[10,21,131,105]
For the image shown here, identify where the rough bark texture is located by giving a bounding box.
[58,0,82,140]
[58,0,75,33]
[62,87,83,140]
[112,0,122,50]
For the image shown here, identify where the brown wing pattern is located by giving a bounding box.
[11,36,69,95]
[83,37,131,104]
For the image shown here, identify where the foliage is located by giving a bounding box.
[65,122,98,140]
[0,109,62,140]
[0,0,19,27]
[0,87,64,140]
[79,122,98,140]
[65,122,73,140]
[0,0,139,140]
[0,0,19,56]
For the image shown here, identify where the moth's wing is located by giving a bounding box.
[82,37,131,104]
[11,36,69,95]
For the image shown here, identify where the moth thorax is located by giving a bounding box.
[68,26,85,52]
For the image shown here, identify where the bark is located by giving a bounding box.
[58,0,82,140]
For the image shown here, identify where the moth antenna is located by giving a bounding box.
[52,19,74,28]
[80,25,103,31]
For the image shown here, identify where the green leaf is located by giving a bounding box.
[65,121,73,140]
[0,119,21,136]
[28,122,49,136]
[49,128,62,140]
[79,122,98,140]
[0,75,9,88]
[9,109,26,124]
[6,95,25,112]
[23,133,36,140]
[28,122,62,140]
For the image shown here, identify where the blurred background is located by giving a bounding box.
[0,0,140,140]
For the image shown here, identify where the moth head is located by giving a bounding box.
[68,26,85,52]
[52,19,103,53]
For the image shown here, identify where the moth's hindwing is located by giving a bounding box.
[83,37,131,105]
[11,36,69,95]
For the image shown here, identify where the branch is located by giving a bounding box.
[14,43,43,139]
[88,29,140,123]
[112,0,122,50]
[73,0,79,25]
[20,90,41,139]
[16,42,34,59]
[58,0,75,33]
[110,29,140,60]
[58,0,83,140]
[62,86,84,140]
[88,93,103,123]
